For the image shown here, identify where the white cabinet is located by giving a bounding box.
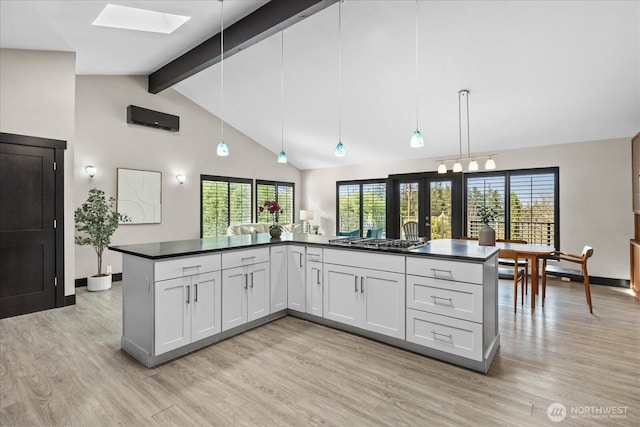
[221,248,270,332]
[287,245,306,312]
[323,249,405,339]
[270,246,288,313]
[305,248,323,316]
[155,270,222,355]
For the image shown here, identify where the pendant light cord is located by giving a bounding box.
[466,91,471,157]
[338,0,342,143]
[281,31,285,152]
[458,91,463,159]
[220,0,224,142]
[415,0,419,130]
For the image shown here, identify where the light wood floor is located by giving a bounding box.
[1,279,638,426]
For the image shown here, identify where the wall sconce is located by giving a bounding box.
[85,165,97,177]
[176,174,186,185]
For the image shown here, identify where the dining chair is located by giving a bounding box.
[498,249,527,312]
[496,238,530,294]
[366,228,383,238]
[403,221,419,240]
[337,229,360,237]
[458,236,478,240]
[541,246,594,313]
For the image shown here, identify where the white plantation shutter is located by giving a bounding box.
[256,181,294,224]
[201,176,252,237]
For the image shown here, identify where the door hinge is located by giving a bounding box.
[53,161,57,171]
[54,277,58,287]
[53,219,57,229]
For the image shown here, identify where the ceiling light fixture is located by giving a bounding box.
[92,4,190,34]
[437,89,497,173]
[334,0,346,157]
[277,31,288,164]
[410,0,424,148]
[216,0,229,157]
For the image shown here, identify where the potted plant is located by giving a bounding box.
[75,188,129,291]
[259,200,283,238]
[477,204,499,246]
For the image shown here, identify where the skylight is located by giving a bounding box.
[92,4,190,34]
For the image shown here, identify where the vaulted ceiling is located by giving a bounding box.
[2,0,638,170]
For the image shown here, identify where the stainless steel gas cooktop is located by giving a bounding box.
[327,237,427,252]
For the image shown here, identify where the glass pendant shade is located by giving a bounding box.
[485,157,496,170]
[216,140,229,156]
[453,161,463,173]
[468,159,479,171]
[437,163,447,174]
[334,141,346,157]
[410,130,424,148]
[277,150,288,164]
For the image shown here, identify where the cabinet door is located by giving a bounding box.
[247,262,270,322]
[360,270,406,339]
[222,266,247,332]
[270,246,288,313]
[191,271,222,342]
[306,261,323,316]
[287,246,306,312]
[155,276,191,355]
[323,264,359,327]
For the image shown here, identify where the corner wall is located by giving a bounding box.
[301,138,633,280]
[75,75,301,280]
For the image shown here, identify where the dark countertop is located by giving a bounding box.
[109,235,499,261]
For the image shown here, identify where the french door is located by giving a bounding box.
[389,172,463,240]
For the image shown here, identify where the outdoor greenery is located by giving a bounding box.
[202,180,251,237]
[74,188,129,276]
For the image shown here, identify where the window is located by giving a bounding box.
[256,180,294,224]
[201,175,252,237]
[337,180,386,237]
[465,168,559,247]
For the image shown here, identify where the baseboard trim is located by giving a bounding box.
[65,295,76,306]
[75,273,123,288]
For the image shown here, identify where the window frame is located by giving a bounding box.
[255,180,295,224]
[463,167,559,248]
[200,174,253,238]
[336,178,388,237]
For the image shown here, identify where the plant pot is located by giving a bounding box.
[87,274,112,292]
[269,225,283,239]
[478,224,496,246]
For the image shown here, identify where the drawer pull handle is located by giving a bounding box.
[182,265,202,271]
[431,268,454,280]
[431,295,453,305]
[431,330,453,342]
[308,254,320,260]
[241,256,256,262]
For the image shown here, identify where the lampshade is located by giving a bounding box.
[410,130,424,148]
[468,159,479,171]
[277,150,287,164]
[217,140,229,156]
[437,163,447,174]
[300,210,314,221]
[334,141,346,157]
[453,161,463,173]
[485,157,496,170]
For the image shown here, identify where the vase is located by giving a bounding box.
[269,225,282,239]
[87,274,112,291]
[478,224,496,246]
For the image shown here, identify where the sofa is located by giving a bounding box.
[226,223,302,236]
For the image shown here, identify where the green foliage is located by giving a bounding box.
[477,204,499,224]
[75,188,129,276]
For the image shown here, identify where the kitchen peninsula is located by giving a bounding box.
[110,236,500,373]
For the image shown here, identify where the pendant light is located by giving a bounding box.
[485,156,496,170]
[410,0,424,148]
[452,89,464,172]
[334,0,346,157]
[277,31,288,164]
[461,89,479,171]
[216,0,229,156]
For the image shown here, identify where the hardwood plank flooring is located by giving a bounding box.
[1,279,638,426]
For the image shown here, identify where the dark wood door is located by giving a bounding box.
[0,143,57,318]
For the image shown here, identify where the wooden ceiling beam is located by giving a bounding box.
[148,0,338,94]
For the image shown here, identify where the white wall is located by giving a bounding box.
[75,75,301,280]
[301,138,633,280]
[0,48,76,296]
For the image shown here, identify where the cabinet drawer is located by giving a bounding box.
[406,256,483,284]
[407,275,483,323]
[222,248,269,269]
[155,254,222,282]
[407,309,482,361]
[324,249,404,274]
[306,246,323,262]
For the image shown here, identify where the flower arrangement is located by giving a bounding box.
[477,205,499,225]
[259,200,283,223]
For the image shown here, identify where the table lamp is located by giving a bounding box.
[300,210,314,233]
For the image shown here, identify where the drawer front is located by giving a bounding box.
[406,309,483,361]
[306,246,323,262]
[324,249,405,274]
[406,256,483,284]
[407,275,483,323]
[155,253,222,282]
[222,248,269,269]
